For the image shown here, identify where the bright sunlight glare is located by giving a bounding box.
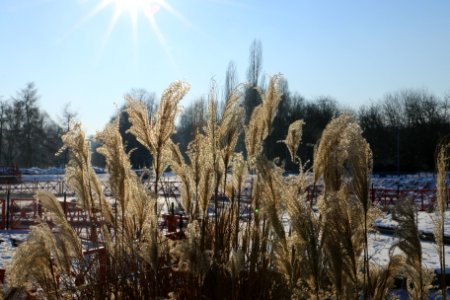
[111,0,161,27]
[77,0,190,67]
[98,0,162,33]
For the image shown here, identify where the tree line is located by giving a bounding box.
[0,82,64,168]
[111,40,450,173]
[4,41,449,172]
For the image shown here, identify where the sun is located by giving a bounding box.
[81,0,188,51]
[114,0,159,14]
[74,0,191,66]
[106,0,161,29]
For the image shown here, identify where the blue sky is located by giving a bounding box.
[1,0,449,135]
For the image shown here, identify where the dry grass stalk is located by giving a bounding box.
[218,88,244,196]
[433,141,449,299]
[245,104,266,160]
[126,80,190,195]
[6,225,63,299]
[204,83,224,253]
[169,220,212,298]
[186,131,206,218]
[393,197,433,299]
[6,192,86,299]
[346,120,374,297]
[322,189,365,299]
[280,119,305,165]
[96,118,134,211]
[231,153,247,249]
[285,181,324,299]
[313,114,354,192]
[256,157,285,244]
[60,123,113,224]
[258,74,283,134]
[245,74,283,161]
[313,114,375,299]
[96,116,157,246]
[169,140,194,216]
[370,254,405,300]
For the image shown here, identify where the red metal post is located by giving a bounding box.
[0,199,4,229]
[421,190,424,211]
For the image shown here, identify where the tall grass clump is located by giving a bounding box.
[5,81,188,298]
[313,115,374,299]
[6,77,448,299]
[6,124,113,299]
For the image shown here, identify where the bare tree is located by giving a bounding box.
[0,83,64,167]
[442,92,450,122]
[59,103,78,167]
[224,61,238,102]
[247,39,262,87]
[4,98,24,165]
[243,39,263,124]
[0,99,8,164]
[174,97,208,154]
[60,103,78,131]
[126,88,156,116]
[14,82,41,167]
[99,88,157,169]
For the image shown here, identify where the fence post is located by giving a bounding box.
[5,186,10,230]
[34,198,37,223]
[1,199,5,229]
[420,190,424,211]
[63,192,67,220]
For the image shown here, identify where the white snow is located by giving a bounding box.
[0,231,28,269]
[375,211,450,236]
[369,232,450,272]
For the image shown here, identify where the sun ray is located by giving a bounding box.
[84,0,174,47]
[70,0,192,71]
[57,0,112,44]
[101,4,122,46]
[154,0,192,27]
[144,9,177,67]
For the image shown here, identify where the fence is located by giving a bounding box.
[0,181,67,196]
[0,179,183,198]
[370,188,450,211]
[0,182,449,230]
[0,196,76,230]
[304,186,450,211]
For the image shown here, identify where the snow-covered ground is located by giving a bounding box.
[371,172,449,190]
[0,231,28,269]
[1,222,449,273]
[19,168,448,188]
[0,170,448,293]
[370,232,450,272]
[375,211,450,236]
[20,167,106,182]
